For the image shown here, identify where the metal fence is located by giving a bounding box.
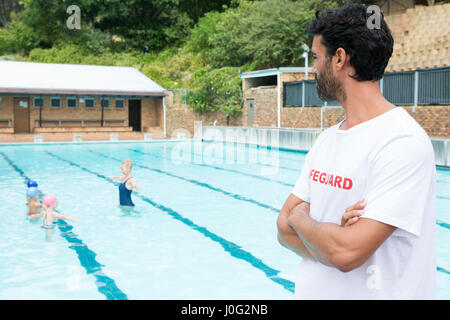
[284,66,450,108]
[284,80,340,107]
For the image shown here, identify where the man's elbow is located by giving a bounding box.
[327,248,363,273]
[277,232,287,247]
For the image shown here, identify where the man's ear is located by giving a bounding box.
[335,48,347,69]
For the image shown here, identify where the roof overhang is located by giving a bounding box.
[239,67,313,79]
[0,61,167,98]
[0,88,168,97]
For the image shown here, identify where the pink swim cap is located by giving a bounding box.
[42,194,58,207]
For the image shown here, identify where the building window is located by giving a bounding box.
[85,97,95,108]
[51,97,61,108]
[33,97,44,108]
[101,98,110,108]
[67,96,77,108]
[116,98,125,109]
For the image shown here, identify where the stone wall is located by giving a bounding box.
[241,72,311,128]
[280,105,448,138]
[164,90,242,138]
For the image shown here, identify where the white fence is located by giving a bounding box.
[201,126,450,167]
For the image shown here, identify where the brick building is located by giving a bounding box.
[0,61,167,142]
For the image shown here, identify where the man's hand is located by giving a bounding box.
[341,199,366,227]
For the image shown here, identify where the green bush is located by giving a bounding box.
[186,67,242,117]
[0,20,39,55]
[185,11,222,54]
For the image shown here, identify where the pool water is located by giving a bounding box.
[0,140,448,299]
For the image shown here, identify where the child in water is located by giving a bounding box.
[33,194,79,229]
[112,158,140,207]
[26,187,44,217]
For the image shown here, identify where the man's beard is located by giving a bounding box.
[315,60,345,101]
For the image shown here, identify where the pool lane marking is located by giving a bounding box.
[89,150,281,213]
[200,140,308,164]
[45,150,296,293]
[129,148,296,187]
[436,220,450,230]
[437,266,450,275]
[146,142,302,173]
[0,152,128,300]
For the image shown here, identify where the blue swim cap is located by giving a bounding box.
[27,180,38,188]
[26,187,39,199]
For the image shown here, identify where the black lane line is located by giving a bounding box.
[45,150,295,293]
[129,148,296,187]
[89,150,281,213]
[0,152,128,300]
[148,142,302,173]
[200,140,308,164]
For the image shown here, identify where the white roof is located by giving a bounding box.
[0,61,167,96]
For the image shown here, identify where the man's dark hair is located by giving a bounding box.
[306,3,393,81]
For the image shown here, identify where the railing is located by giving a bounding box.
[0,119,12,128]
[35,119,127,128]
[284,66,450,109]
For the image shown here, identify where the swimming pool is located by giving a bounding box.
[0,140,448,299]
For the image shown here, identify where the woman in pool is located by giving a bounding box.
[112,158,140,207]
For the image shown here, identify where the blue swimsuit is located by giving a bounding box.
[119,177,135,206]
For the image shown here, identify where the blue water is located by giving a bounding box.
[0,140,448,299]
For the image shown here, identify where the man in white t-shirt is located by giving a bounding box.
[277,3,437,299]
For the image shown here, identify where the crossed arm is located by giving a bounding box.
[277,194,396,272]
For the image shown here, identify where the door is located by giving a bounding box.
[128,99,141,132]
[247,99,254,127]
[14,97,30,133]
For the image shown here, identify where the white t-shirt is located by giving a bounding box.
[291,107,437,299]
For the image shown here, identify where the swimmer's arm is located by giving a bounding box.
[277,194,316,260]
[126,177,140,190]
[131,178,140,190]
[111,175,123,181]
[27,202,46,217]
[53,212,80,222]
[30,212,45,218]
[287,208,395,272]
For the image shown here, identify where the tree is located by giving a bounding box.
[178,0,233,23]
[0,0,22,29]
[19,0,195,51]
[186,67,242,117]
[207,0,339,69]
[92,0,193,51]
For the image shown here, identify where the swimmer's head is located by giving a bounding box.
[26,187,39,200]
[27,180,38,188]
[42,194,58,208]
[120,158,133,174]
